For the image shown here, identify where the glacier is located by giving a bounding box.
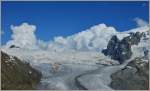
[1,22,149,90]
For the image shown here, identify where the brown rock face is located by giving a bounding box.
[1,51,42,90]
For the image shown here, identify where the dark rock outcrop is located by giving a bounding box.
[110,58,149,90]
[9,45,20,48]
[102,32,143,64]
[1,51,42,90]
[126,32,143,45]
[143,47,149,59]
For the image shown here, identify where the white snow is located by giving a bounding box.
[126,66,133,69]
[1,47,117,66]
[77,74,112,90]
[125,26,149,33]
[116,32,130,40]
[29,71,32,74]
[131,28,150,58]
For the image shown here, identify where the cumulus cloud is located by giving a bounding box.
[6,23,37,49]
[47,22,149,52]
[134,17,148,27]
[48,24,118,52]
[37,39,48,50]
[6,21,149,51]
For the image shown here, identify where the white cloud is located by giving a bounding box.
[47,24,118,52]
[134,17,148,27]
[6,23,37,49]
[5,21,149,51]
[37,39,48,50]
[47,22,150,52]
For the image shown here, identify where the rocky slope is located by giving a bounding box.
[110,57,149,90]
[1,51,42,90]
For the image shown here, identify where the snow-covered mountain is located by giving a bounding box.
[1,22,149,90]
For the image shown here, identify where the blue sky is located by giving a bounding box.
[1,1,149,45]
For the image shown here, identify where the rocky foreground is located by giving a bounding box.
[1,51,42,90]
[110,57,149,90]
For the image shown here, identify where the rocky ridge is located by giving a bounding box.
[102,32,145,64]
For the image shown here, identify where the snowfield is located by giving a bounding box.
[1,48,119,66]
